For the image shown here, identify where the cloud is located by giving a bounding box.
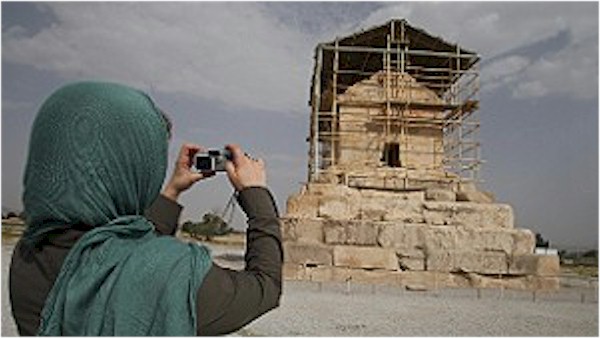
[3,3,314,114]
[512,37,598,99]
[357,2,598,100]
[481,55,531,93]
[3,2,597,115]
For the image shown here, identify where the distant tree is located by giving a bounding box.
[582,249,598,258]
[18,211,26,220]
[535,233,550,248]
[181,213,232,241]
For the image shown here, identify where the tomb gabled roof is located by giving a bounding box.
[313,19,479,108]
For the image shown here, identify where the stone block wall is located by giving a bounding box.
[335,72,447,172]
[282,183,560,290]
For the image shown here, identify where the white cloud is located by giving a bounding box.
[513,38,598,99]
[3,2,597,113]
[481,55,531,93]
[513,80,548,99]
[356,2,598,100]
[3,3,314,114]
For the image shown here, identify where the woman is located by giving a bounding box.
[9,82,282,335]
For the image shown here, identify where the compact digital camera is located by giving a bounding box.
[194,149,232,172]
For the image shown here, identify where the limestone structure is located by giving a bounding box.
[282,19,559,290]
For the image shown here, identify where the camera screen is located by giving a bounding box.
[195,157,213,171]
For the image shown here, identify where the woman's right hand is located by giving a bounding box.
[163,143,214,201]
[224,144,266,191]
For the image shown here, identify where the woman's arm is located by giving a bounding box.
[158,143,283,335]
[195,187,282,336]
[144,194,182,235]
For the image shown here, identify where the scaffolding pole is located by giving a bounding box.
[309,34,482,187]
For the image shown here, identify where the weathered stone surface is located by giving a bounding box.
[318,196,358,219]
[282,263,307,280]
[423,226,457,252]
[284,243,333,266]
[456,190,494,203]
[528,276,560,290]
[301,265,403,285]
[425,189,456,202]
[333,246,398,270]
[283,264,559,290]
[343,268,401,285]
[350,195,424,222]
[423,208,452,225]
[323,220,378,246]
[457,251,508,274]
[509,254,560,276]
[423,202,514,228]
[281,218,326,244]
[511,229,535,255]
[462,203,513,228]
[455,228,514,254]
[426,250,508,274]
[286,194,319,218]
[377,223,426,258]
[295,219,325,244]
[306,183,354,197]
[398,257,425,271]
[467,273,559,290]
[400,271,457,290]
[384,201,424,222]
[361,189,425,201]
[281,218,297,242]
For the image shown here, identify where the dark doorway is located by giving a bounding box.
[383,142,401,167]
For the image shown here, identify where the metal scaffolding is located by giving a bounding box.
[307,19,483,187]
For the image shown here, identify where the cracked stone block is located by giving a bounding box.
[425,188,456,202]
[333,245,398,270]
[423,202,514,228]
[281,218,326,244]
[377,223,427,258]
[284,243,333,266]
[426,250,508,274]
[509,254,560,276]
[398,257,425,271]
[286,194,319,218]
[511,229,535,255]
[323,220,378,246]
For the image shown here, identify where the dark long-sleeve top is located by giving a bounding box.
[9,187,282,336]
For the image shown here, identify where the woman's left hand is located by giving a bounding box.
[162,143,214,202]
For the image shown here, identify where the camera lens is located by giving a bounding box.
[196,157,213,171]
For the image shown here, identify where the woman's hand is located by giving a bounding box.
[162,143,214,202]
[224,144,266,191]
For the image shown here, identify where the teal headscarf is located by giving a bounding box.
[22,82,212,335]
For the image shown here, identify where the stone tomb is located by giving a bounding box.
[285,20,560,290]
[282,183,559,290]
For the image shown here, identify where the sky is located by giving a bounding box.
[2,2,598,250]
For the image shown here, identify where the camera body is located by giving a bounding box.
[194,149,232,172]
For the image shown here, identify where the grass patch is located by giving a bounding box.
[562,264,598,277]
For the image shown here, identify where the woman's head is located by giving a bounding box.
[23,81,169,241]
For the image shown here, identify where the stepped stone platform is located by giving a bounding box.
[282,183,559,291]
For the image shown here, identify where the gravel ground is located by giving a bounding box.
[2,240,17,336]
[242,281,598,336]
[2,239,598,336]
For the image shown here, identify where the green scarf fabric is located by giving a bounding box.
[22,82,212,335]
